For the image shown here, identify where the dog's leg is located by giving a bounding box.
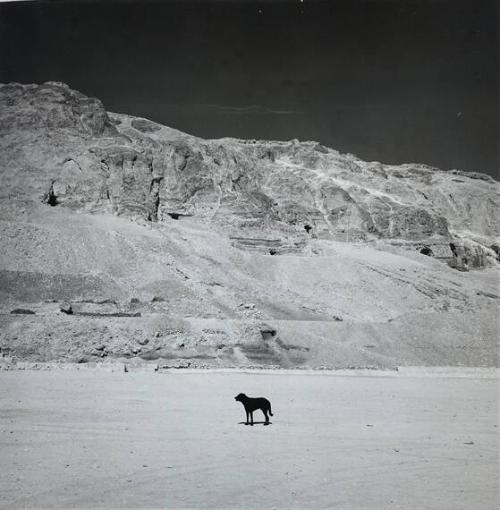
[245,410,249,425]
[263,409,269,423]
[250,411,254,426]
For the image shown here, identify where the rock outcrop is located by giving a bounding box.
[0,81,116,136]
[1,82,497,267]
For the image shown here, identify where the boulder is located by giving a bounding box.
[59,302,73,315]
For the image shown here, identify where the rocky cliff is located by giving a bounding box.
[0,82,498,368]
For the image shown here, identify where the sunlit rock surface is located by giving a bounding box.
[0,82,498,367]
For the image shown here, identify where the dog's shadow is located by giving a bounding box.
[238,421,272,426]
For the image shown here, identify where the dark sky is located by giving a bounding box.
[0,0,498,177]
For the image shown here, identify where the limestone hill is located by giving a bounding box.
[0,82,498,368]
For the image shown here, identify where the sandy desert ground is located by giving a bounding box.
[0,369,498,509]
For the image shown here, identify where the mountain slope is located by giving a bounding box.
[0,82,498,368]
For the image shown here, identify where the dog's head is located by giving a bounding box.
[234,393,247,402]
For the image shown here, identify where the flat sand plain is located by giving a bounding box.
[1,369,498,509]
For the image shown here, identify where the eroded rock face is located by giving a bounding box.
[0,82,116,136]
[1,82,498,264]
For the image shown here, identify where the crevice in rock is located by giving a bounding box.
[148,177,162,222]
[167,212,192,220]
[419,246,434,256]
[43,182,59,206]
[100,159,110,176]
[490,244,500,262]
[261,328,277,340]
[178,152,190,172]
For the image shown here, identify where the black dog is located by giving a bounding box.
[235,393,273,425]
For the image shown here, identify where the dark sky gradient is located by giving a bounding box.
[0,0,498,176]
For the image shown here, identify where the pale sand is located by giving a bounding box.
[1,370,498,509]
